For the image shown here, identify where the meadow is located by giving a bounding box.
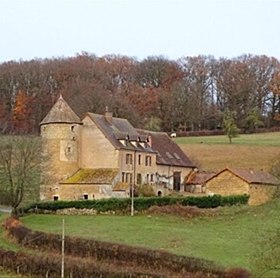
[20,201,280,277]
[1,132,280,277]
[176,132,280,172]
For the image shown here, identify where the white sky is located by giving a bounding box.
[1,0,279,62]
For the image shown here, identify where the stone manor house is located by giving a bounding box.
[40,96,196,201]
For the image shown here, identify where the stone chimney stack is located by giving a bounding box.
[147,135,152,147]
[104,106,113,124]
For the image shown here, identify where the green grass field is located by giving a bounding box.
[20,201,280,277]
[176,132,280,172]
[1,132,280,277]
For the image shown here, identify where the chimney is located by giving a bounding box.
[147,135,152,147]
[104,106,113,124]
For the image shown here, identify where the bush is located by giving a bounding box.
[24,194,249,214]
[137,184,155,197]
[226,267,251,278]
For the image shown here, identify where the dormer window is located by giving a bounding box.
[131,141,137,147]
[119,139,126,146]
[139,142,145,148]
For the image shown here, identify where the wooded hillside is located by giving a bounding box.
[1,53,280,134]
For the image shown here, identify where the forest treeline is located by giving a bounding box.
[0,52,280,134]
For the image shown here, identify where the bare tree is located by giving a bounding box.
[0,136,41,215]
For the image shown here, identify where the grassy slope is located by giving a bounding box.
[176,132,280,172]
[0,213,27,277]
[21,201,280,276]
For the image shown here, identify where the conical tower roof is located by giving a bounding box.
[40,95,81,125]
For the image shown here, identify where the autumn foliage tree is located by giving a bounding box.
[0,53,279,134]
[12,90,34,133]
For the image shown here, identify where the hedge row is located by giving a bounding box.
[4,218,225,277]
[24,194,249,213]
[0,248,166,278]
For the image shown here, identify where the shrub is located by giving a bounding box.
[24,194,249,214]
[226,267,251,278]
[137,184,155,197]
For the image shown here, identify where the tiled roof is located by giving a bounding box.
[113,182,130,191]
[61,168,118,184]
[84,113,195,168]
[207,168,279,185]
[185,171,215,185]
[86,113,155,153]
[40,95,81,125]
[137,130,196,168]
[230,168,279,185]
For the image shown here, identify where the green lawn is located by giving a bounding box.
[176,132,280,146]
[21,201,280,276]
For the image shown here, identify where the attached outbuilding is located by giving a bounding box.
[205,168,279,205]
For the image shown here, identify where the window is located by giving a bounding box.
[138,154,141,165]
[145,155,152,166]
[151,174,154,182]
[122,172,132,184]
[126,153,133,164]
[126,173,132,184]
[53,195,59,201]
[83,194,88,200]
[137,173,142,184]
[146,174,149,183]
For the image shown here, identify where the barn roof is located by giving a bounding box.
[185,171,215,185]
[40,95,82,125]
[207,167,279,185]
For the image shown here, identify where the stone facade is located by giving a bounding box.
[205,168,279,205]
[248,184,277,206]
[206,170,249,196]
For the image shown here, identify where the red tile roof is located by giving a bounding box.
[186,171,215,185]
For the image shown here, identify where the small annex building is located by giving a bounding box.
[40,96,196,201]
[205,167,279,205]
[184,171,215,193]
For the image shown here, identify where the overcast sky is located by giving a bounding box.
[1,0,279,62]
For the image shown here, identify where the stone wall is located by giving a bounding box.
[42,183,113,201]
[205,170,249,196]
[41,123,81,190]
[248,184,278,205]
[80,116,119,169]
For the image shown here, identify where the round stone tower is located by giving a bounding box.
[40,95,82,200]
